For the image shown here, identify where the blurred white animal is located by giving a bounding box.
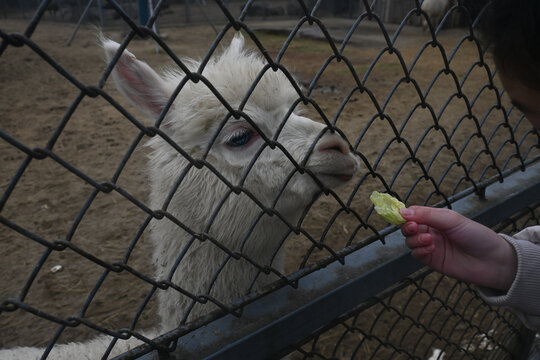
[421,0,451,31]
[0,33,359,359]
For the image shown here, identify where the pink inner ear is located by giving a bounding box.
[116,58,138,87]
[116,57,165,117]
[145,97,166,118]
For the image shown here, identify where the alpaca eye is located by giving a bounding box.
[226,128,253,147]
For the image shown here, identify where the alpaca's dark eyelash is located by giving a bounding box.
[226,128,253,147]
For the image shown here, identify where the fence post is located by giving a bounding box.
[184,0,190,23]
[520,330,539,360]
[66,0,94,46]
[138,0,149,25]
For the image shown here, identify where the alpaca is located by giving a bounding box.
[421,0,451,31]
[0,33,359,359]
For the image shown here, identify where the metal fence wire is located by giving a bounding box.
[1,0,539,359]
[289,202,540,360]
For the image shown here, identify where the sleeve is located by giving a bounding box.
[476,226,540,331]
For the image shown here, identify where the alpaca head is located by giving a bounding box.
[102,34,359,218]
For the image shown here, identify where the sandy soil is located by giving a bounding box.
[0,14,537,355]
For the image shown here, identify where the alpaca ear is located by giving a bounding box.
[102,38,170,119]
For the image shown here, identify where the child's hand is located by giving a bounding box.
[400,206,517,291]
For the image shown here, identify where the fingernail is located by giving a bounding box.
[400,208,413,217]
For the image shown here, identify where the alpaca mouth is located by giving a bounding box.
[335,173,353,182]
[315,161,358,183]
[319,173,354,182]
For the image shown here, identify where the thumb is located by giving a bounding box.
[400,206,463,230]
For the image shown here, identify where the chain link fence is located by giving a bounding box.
[290,218,537,360]
[291,271,524,360]
[286,201,540,360]
[1,0,539,359]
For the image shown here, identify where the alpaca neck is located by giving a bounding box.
[146,147,301,331]
[150,181,292,332]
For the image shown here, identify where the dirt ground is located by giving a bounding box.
[0,13,537,356]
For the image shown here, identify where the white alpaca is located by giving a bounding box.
[421,0,451,32]
[0,34,359,359]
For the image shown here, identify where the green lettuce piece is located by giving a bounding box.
[370,191,406,225]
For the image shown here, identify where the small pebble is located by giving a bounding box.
[50,265,63,273]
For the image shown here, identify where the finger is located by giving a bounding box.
[402,222,430,237]
[410,244,435,262]
[405,233,432,249]
[400,206,463,230]
[401,221,418,236]
[416,224,430,234]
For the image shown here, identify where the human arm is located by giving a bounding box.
[400,206,540,331]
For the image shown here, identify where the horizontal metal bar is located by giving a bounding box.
[451,163,540,227]
[169,236,420,360]
[137,162,540,360]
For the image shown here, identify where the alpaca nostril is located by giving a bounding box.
[316,137,349,155]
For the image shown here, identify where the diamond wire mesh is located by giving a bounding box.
[0,0,539,359]
[289,202,540,360]
[289,270,525,360]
